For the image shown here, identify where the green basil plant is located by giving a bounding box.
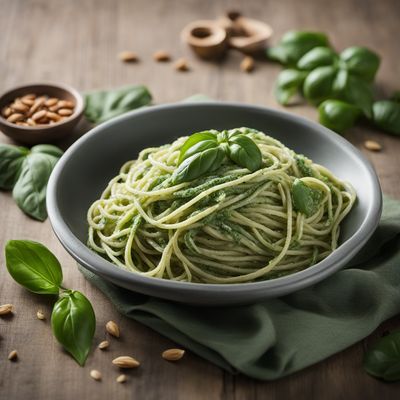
[0,144,63,221]
[267,30,400,135]
[5,240,95,366]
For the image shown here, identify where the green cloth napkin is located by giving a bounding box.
[80,195,400,380]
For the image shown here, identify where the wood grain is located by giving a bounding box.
[1,0,400,399]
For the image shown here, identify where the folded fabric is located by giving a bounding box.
[80,195,400,380]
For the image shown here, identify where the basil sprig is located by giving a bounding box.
[363,331,400,382]
[84,85,152,124]
[270,30,391,133]
[318,100,361,133]
[172,128,262,184]
[267,31,330,66]
[0,143,63,221]
[5,240,96,366]
[373,94,400,136]
[292,179,323,217]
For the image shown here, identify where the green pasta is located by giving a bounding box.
[87,128,356,284]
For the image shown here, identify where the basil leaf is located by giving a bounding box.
[51,290,96,366]
[84,85,152,123]
[318,100,361,133]
[341,75,373,118]
[12,153,59,221]
[228,134,262,172]
[297,47,338,71]
[303,66,337,105]
[363,331,400,382]
[173,146,225,184]
[0,144,29,190]
[275,69,308,105]
[373,100,400,135]
[340,46,380,82]
[292,179,323,217]
[267,31,330,66]
[227,127,260,138]
[5,240,62,294]
[31,144,64,158]
[178,130,218,164]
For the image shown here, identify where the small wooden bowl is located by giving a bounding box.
[219,14,273,55]
[181,20,228,60]
[0,83,84,145]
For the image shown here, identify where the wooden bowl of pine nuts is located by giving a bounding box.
[0,83,84,145]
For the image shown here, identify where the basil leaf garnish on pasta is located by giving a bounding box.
[227,134,262,172]
[292,179,323,217]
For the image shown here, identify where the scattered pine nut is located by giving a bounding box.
[0,304,13,315]
[36,310,45,320]
[240,56,255,73]
[98,340,110,350]
[90,370,102,381]
[364,140,382,152]
[119,51,139,62]
[116,374,127,383]
[153,50,171,62]
[8,350,18,361]
[162,348,185,361]
[112,356,140,368]
[106,320,120,338]
[174,58,189,72]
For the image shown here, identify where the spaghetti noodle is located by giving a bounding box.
[87,128,356,283]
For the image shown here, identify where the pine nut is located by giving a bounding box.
[57,108,73,116]
[112,356,140,368]
[98,340,109,350]
[119,51,139,62]
[8,350,18,361]
[153,50,171,62]
[90,370,102,381]
[7,113,24,123]
[174,58,189,71]
[32,110,47,121]
[364,140,382,151]
[105,321,120,337]
[0,304,13,315]
[240,56,255,73]
[162,348,185,361]
[116,374,127,383]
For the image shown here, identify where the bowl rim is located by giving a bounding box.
[47,102,382,295]
[0,82,84,130]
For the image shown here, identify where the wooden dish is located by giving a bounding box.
[0,83,84,145]
[181,20,228,60]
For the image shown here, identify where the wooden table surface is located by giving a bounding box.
[1,0,399,399]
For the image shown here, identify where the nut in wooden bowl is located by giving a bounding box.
[0,83,84,145]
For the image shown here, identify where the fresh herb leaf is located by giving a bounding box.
[84,85,152,123]
[292,179,323,217]
[178,130,218,164]
[275,69,308,105]
[303,65,338,105]
[31,144,64,158]
[318,99,361,133]
[363,331,400,382]
[340,75,373,118]
[5,240,62,294]
[51,290,96,366]
[173,146,225,184]
[267,31,330,66]
[297,47,338,71]
[373,100,400,135]
[340,46,380,82]
[12,153,59,221]
[0,144,29,190]
[228,134,262,172]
